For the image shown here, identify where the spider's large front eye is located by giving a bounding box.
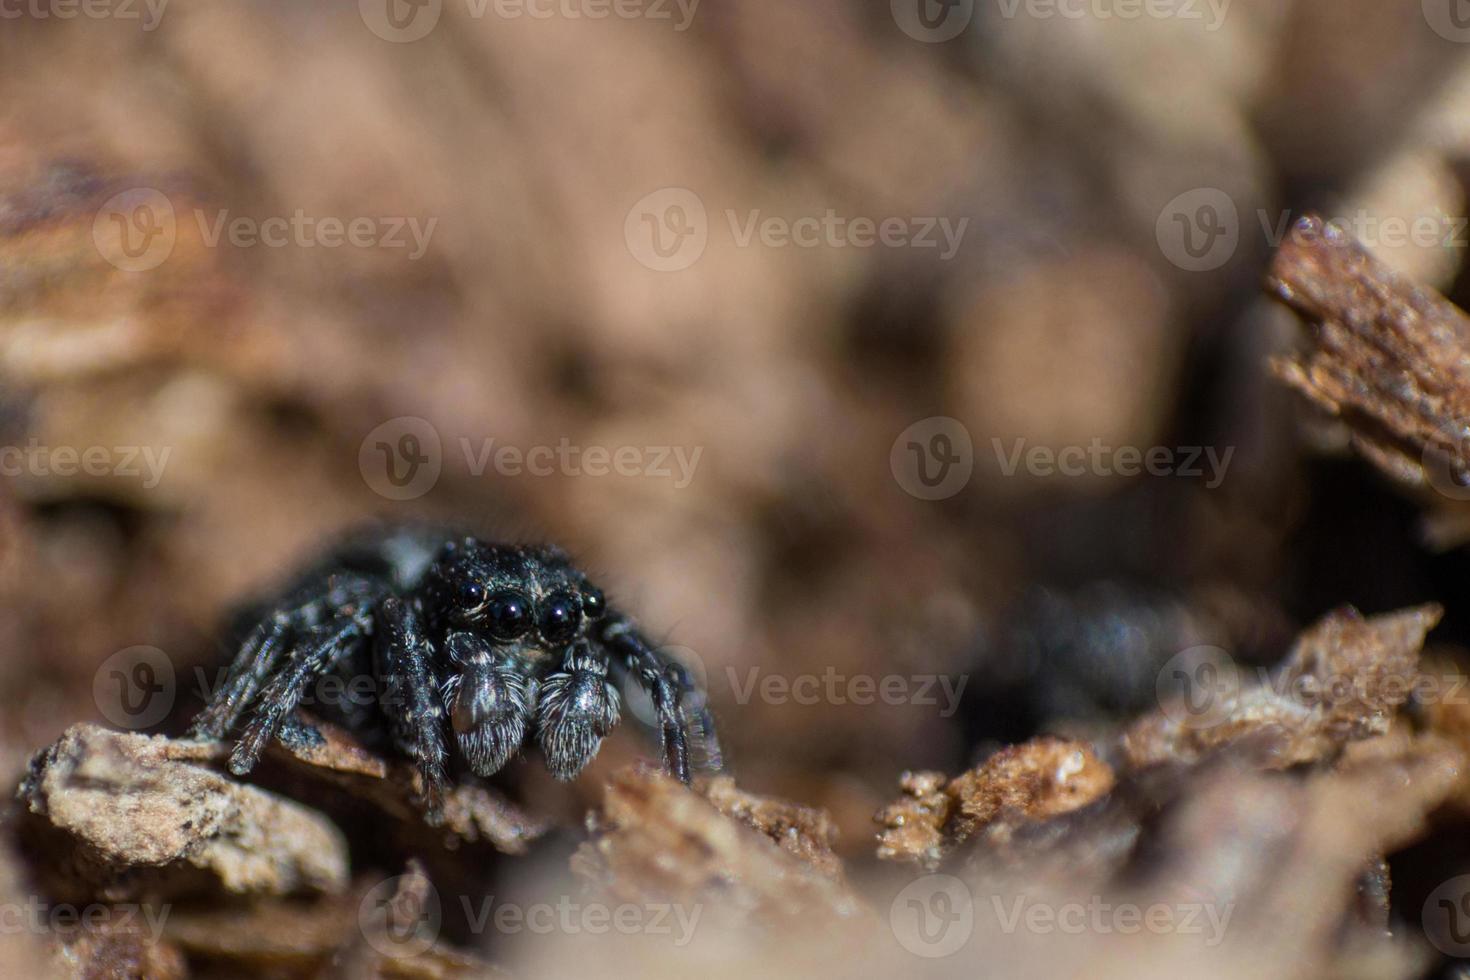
[484,590,531,639]
[540,592,582,645]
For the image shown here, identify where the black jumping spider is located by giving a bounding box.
[189,524,720,812]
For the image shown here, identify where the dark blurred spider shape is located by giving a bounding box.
[190,524,720,814]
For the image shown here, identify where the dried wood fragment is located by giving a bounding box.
[572,767,870,934]
[1267,213,1470,497]
[876,737,1115,869]
[1122,605,1441,770]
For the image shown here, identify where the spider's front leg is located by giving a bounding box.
[189,578,350,741]
[228,583,379,775]
[595,611,721,784]
[376,595,449,814]
[190,570,380,764]
[188,609,293,741]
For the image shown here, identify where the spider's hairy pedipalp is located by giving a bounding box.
[536,641,619,780]
[443,632,538,778]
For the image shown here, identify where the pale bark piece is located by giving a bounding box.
[18,724,349,901]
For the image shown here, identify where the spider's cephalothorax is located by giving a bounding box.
[188,524,720,813]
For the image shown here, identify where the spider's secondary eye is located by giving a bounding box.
[459,580,487,609]
[485,591,531,639]
[540,593,582,644]
[581,587,606,620]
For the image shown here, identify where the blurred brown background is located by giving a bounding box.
[4,0,1470,867]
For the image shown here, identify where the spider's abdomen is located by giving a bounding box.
[312,522,456,593]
